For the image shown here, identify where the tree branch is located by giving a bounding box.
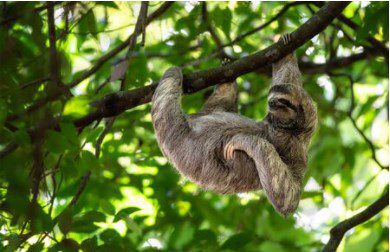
[95,2,149,158]
[75,2,351,128]
[323,189,389,252]
[0,2,351,159]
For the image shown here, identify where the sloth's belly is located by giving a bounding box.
[171,136,262,194]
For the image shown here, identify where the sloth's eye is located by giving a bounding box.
[277,98,293,107]
[277,98,298,112]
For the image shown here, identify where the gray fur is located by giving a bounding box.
[151,46,317,216]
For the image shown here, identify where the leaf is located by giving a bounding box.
[220,232,253,250]
[45,130,70,154]
[113,207,141,222]
[169,221,195,249]
[100,229,121,244]
[301,191,322,199]
[63,95,91,117]
[76,210,106,223]
[27,243,44,252]
[0,99,7,127]
[60,122,80,149]
[71,211,106,233]
[124,216,142,236]
[100,201,116,215]
[194,229,217,245]
[125,52,148,88]
[78,10,98,39]
[212,6,232,39]
[81,236,98,252]
[96,2,119,9]
[58,208,73,235]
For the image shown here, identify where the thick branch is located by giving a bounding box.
[323,190,389,252]
[0,2,350,158]
[75,2,351,128]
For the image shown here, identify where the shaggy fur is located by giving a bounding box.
[151,36,317,215]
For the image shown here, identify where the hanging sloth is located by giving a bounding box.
[151,34,317,216]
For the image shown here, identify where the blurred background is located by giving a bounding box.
[0,2,388,251]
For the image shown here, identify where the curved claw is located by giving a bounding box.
[222,58,230,66]
[280,33,293,45]
[223,143,235,160]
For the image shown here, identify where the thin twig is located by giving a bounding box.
[0,2,62,26]
[350,172,380,210]
[47,4,61,88]
[94,118,115,158]
[68,171,91,207]
[323,189,389,252]
[5,2,174,123]
[328,72,388,170]
[70,5,151,217]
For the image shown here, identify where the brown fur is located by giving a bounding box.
[151,37,317,215]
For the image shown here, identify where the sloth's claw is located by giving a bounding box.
[224,144,235,160]
[280,33,292,45]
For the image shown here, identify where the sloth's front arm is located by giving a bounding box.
[224,134,302,216]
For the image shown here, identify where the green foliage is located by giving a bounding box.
[0,2,388,251]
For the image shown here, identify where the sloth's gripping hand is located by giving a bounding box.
[224,134,302,216]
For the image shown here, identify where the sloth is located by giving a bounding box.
[151,34,317,216]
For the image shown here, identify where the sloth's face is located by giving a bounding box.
[267,84,317,134]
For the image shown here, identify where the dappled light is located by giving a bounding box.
[0,2,388,251]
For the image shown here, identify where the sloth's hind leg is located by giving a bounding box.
[200,81,239,114]
[200,59,238,114]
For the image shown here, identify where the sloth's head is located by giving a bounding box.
[267,84,317,135]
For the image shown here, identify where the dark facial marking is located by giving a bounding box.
[269,85,292,95]
[268,98,298,112]
[277,98,297,112]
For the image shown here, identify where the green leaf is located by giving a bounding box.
[27,243,44,252]
[96,2,119,9]
[45,130,70,154]
[63,95,91,117]
[220,232,253,250]
[0,99,7,127]
[81,236,98,252]
[100,201,116,215]
[71,211,106,233]
[78,10,98,39]
[113,207,141,222]
[58,208,73,235]
[212,6,232,39]
[100,229,121,245]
